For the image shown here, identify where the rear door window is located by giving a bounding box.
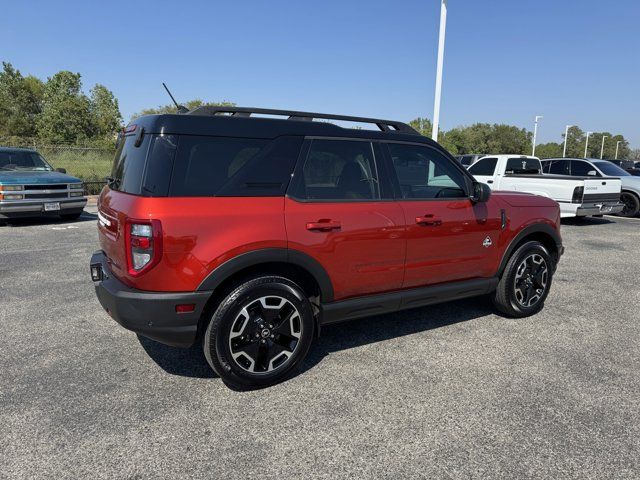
[468,157,498,176]
[543,159,569,175]
[295,139,380,200]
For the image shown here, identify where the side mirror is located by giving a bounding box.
[471,182,491,203]
[587,170,597,176]
[55,168,67,174]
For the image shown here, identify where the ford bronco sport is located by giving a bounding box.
[90,106,563,389]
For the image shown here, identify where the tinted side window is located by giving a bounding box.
[543,159,569,175]
[570,160,597,177]
[217,136,303,196]
[297,139,379,200]
[468,157,498,176]
[110,134,151,194]
[169,136,271,196]
[387,143,467,199]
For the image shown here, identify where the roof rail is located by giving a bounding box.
[187,106,419,134]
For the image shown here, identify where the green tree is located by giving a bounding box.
[534,142,563,159]
[90,84,122,138]
[134,99,235,119]
[408,117,433,137]
[0,62,44,138]
[37,71,93,144]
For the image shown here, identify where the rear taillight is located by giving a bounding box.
[572,186,584,204]
[125,219,163,276]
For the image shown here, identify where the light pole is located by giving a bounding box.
[600,135,608,159]
[584,131,592,158]
[431,0,448,142]
[615,140,622,159]
[532,115,543,156]
[562,125,573,158]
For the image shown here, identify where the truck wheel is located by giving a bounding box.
[619,192,640,217]
[493,241,554,318]
[203,276,315,390]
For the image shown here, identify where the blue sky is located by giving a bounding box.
[2,0,639,146]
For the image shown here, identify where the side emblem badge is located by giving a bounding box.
[483,236,493,248]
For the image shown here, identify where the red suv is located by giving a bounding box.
[90,107,563,389]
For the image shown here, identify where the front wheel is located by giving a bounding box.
[204,276,315,389]
[618,192,640,217]
[493,241,554,318]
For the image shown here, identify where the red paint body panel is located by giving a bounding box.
[98,188,287,292]
[399,199,503,287]
[284,198,406,300]
[98,187,561,300]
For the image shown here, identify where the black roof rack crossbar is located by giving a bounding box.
[187,106,418,134]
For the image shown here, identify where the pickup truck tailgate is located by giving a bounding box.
[582,178,621,204]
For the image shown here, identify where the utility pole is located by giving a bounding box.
[615,140,622,159]
[600,135,608,159]
[584,131,592,158]
[431,0,448,142]
[562,125,573,158]
[532,115,543,156]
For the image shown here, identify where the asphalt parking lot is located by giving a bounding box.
[1,207,639,479]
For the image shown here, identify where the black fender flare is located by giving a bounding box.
[497,223,562,276]
[196,248,335,302]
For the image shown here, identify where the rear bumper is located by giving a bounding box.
[576,202,624,216]
[0,198,87,218]
[90,251,212,348]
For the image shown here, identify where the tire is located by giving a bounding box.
[493,241,554,318]
[618,192,640,218]
[60,212,82,221]
[203,276,315,389]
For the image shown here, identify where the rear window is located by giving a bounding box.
[505,158,541,174]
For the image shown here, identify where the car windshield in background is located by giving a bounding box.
[505,158,541,174]
[595,161,630,177]
[0,151,53,171]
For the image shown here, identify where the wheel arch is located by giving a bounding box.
[195,248,333,339]
[497,224,561,277]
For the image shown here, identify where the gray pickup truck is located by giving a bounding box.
[0,147,87,224]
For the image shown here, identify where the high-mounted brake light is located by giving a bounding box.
[125,219,163,276]
[123,124,137,134]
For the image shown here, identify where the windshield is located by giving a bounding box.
[0,151,53,171]
[593,161,630,177]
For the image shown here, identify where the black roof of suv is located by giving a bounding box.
[131,106,430,143]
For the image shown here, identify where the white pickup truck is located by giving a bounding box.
[467,155,623,218]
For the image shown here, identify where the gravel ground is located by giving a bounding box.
[1,208,639,479]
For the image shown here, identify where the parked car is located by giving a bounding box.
[468,155,623,218]
[456,154,486,167]
[542,158,640,217]
[0,147,87,225]
[90,107,564,389]
[608,159,640,177]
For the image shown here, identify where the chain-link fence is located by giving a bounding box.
[1,138,114,195]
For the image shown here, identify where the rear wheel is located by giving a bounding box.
[493,241,554,318]
[618,192,640,217]
[203,276,315,389]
